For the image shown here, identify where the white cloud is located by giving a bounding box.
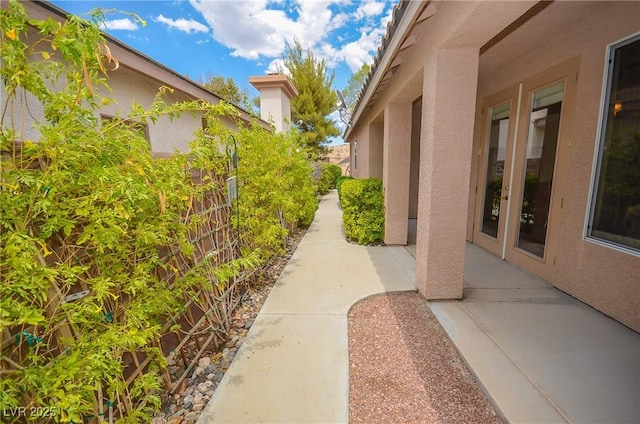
[188,0,392,73]
[100,18,139,31]
[354,0,386,20]
[156,14,209,34]
[266,58,290,76]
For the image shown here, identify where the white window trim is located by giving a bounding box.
[584,31,640,257]
[353,140,358,170]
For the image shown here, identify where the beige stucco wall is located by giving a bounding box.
[98,66,206,154]
[344,1,639,329]
[347,115,384,180]
[347,124,369,178]
[368,121,384,180]
[471,1,640,330]
[3,60,219,155]
[408,99,422,219]
[2,1,266,156]
[383,102,412,245]
[346,1,537,299]
[256,86,291,133]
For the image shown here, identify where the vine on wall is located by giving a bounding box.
[0,2,318,422]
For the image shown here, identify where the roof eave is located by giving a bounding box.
[343,0,425,140]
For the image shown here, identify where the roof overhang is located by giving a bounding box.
[249,74,299,99]
[344,1,429,140]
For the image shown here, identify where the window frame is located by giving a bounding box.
[353,140,358,170]
[100,114,151,147]
[585,31,640,257]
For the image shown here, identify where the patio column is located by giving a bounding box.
[416,47,479,299]
[383,101,412,245]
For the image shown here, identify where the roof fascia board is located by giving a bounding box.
[345,0,425,140]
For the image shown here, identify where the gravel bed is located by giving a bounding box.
[349,292,503,424]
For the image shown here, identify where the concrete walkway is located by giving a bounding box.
[198,191,416,423]
[200,191,640,423]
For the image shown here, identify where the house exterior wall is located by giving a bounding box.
[408,98,422,219]
[369,120,384,180]
[470,1,640,330]
[99,66,205,154]
[347,1,639,331]
[3,1,268,156]
[356,1,534,299]
[348,124,369,178]
[348,118,383,180]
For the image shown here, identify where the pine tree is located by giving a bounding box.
[199,73,256,113]
[342,63,370,114]
[282,40,340,155]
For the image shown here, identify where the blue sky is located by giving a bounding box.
[49,0,395,138]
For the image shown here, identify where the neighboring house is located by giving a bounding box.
[345,1,640,331]
[326,143,351,176]
[1,1,289,156]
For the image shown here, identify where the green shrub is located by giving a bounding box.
[340,178,384,245]
[327,163,342,182]
[0,2,318,420]
[336,175,354,202]
[235,123,318,258]
[316,163,343,195]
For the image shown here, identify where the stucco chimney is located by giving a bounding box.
[249,74,298,133]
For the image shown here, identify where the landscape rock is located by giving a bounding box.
[182,394,193,409]
[152,228,306,423]
[184,412,198,422]
[198,357,211,368]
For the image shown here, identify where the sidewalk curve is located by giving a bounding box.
[198,191,416,423]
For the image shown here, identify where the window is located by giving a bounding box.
[589,34,640,253]
[101,114,150,146]
[353,140,358,170]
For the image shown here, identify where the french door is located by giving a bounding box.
[473,59,578,280]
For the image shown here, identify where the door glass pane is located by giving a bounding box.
[517,81,564,257]
[481,102,510,238]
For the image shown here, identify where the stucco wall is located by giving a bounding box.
[369,120,384,179]
[257,87,290,133]
[99,66,206,154]
[348,124,369,179]
[409,98,422,219]
[2,1,265,155]
[473,1,640,330]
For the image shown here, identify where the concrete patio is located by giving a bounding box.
[422,244,640,423]
[199,191,640,423]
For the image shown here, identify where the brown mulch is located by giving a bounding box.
[349,292,503,424]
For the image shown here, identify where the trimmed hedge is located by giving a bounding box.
[316,163,343,195]
[340,178,384,245]
[327,163,342,182]
[336,175,354,202]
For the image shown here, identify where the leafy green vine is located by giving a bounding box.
[0,2,317,422]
